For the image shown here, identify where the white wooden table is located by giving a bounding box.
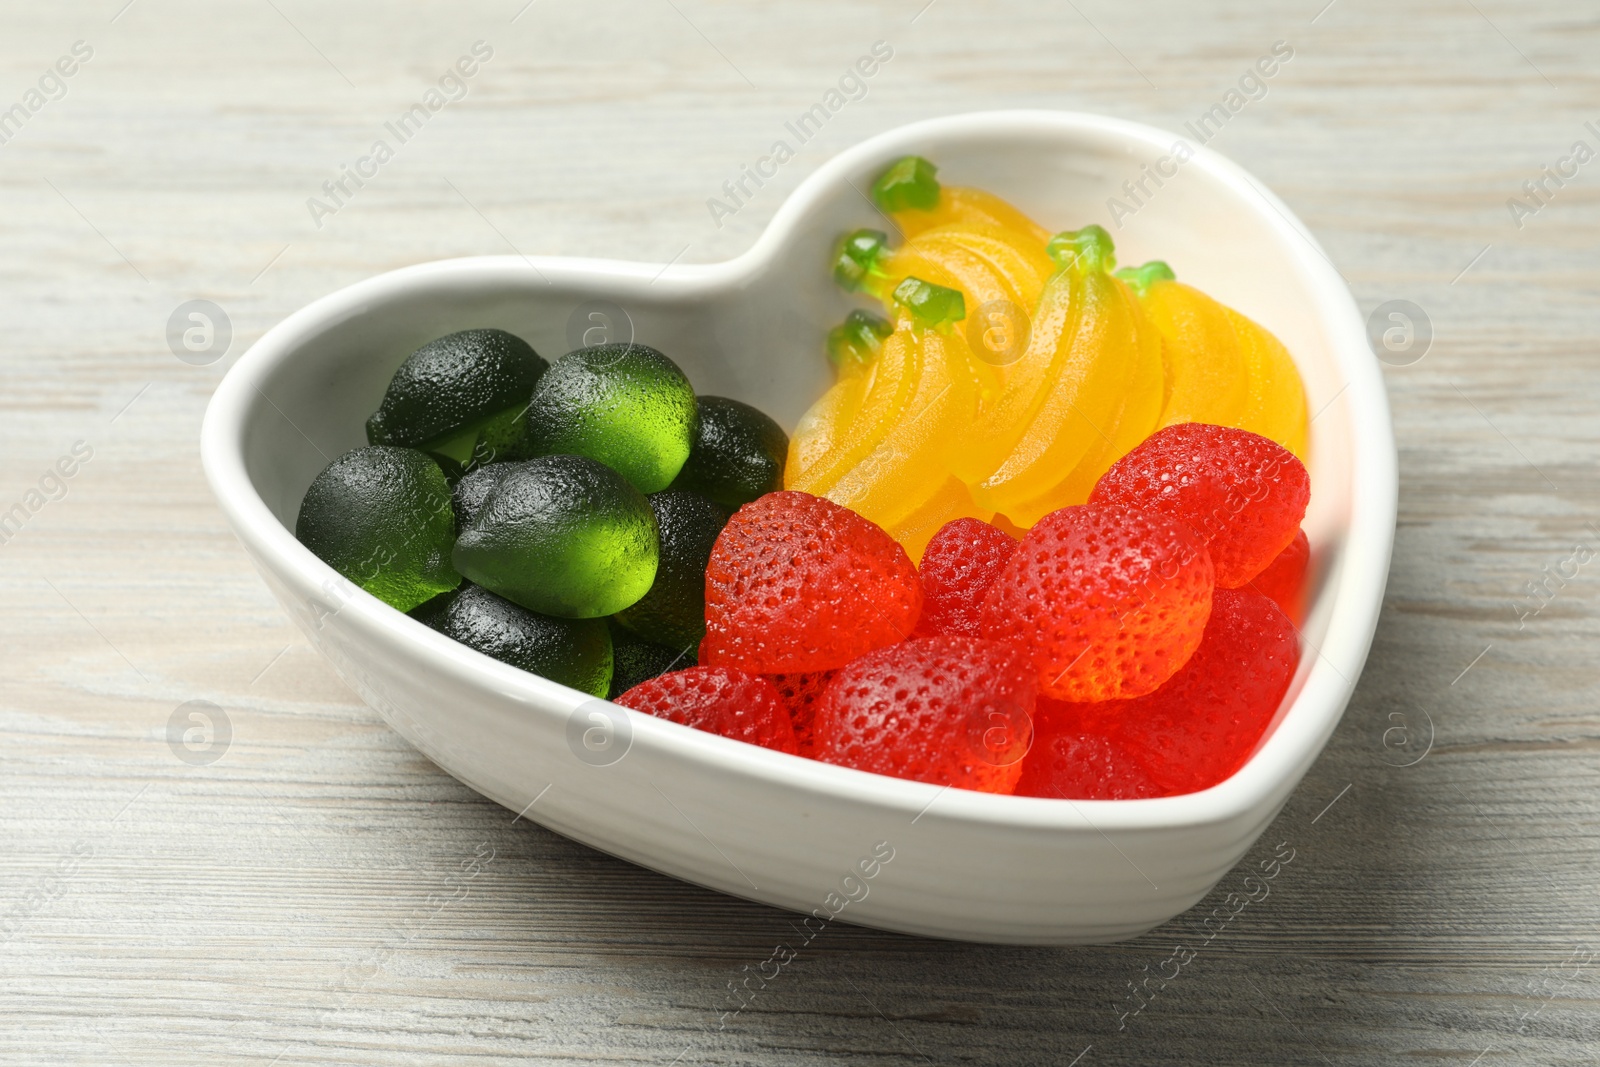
[3,1,1597,1063]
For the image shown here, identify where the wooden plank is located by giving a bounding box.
[2,0,1599,1063]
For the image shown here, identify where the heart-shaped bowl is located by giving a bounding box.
[202,110,1395,945]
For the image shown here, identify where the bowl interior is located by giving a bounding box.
[231,111,1379,804]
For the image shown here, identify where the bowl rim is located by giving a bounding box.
[201,108,1396,834]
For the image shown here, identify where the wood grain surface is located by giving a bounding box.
[3,0,1598,1063]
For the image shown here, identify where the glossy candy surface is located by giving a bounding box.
[365,328,546,472]
[1092,423,1309,588]
[813,634,1035,794]
[1122,588,1300,792]
[1245,528,1310,625]
[980,503,1214,702]
[295,445,459,612]
[615,667,798,754]
[613,490,728,651]
[453,454,659,619]
[608,622,691,699]
[791,157,1312,562]
[914,517,1017,638]
[1118,261,1309,462]
[450,461,513,529]
[428,583,613,698]
[1013,704,1160,800]
[954,225,1164,524]
[787,313,984,560]
[1015,589,1299,798]
[669,396,788,508]
[701,491,923,673]
[767,671,834,757]
[524,343,698,494]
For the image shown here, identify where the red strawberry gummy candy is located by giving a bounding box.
[1016,590,1298,798]
[1090,423,1309,588]
[701,491,923,673]
[614,666,797,754]
[1013,700,1161,800]
[1246,528,1310,625]
[1124,588,1299,793]
[980,503,1213,703]
[767,670,834,757]
[914,517,1019,638]
[813,635,1035,794]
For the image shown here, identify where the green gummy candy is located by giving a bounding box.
[614,490,728,651]
[524,343,698,494]
[295,445,460,612]
[827,310,893,373]
[1047,225,1117,273]
[452,454,659,619]
[892,275,966,330]
[428,583,613,698]
[872,156,940,213]
[833,228,889,291]
[607,621,691,699]
[669,396,788,509]
[1114,260,1176,295]
[366,328,547,473]
[451,462,514,529]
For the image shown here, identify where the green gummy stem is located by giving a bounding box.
[1047,225,1117,273]
[872,155,940,213]
[892,275,966,329]
[1114,260,1176,295]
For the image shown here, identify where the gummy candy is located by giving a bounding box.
[891,276,967,331]
[613,490,728,651]
[833,223,1052,362]
[295,445,460,612]
[427,582,613,698]
[834,229,893,293]
[1228,306,1310,464]
[952,226,1164,525]
[1116,261,1246,431]
[812,634,1035,794]
[1117,261,1309,462]
[826,309,893,375]
[979,503,1214,702]
[406,589,454,629]
[871,156,941,213]
[609,621,693,699]
[1013,702,1161,800]
[914,517,1018,638]
[882,476,990,564]
[786,315,982,547]
[669,395,788,508]
[1016,590,1298,798]
[767,670,834,757]
[452,454,659,618]
[837,224,1053,343]
[701,491,923,673]
[366,328,546,472]
[872,157,1052,248]
[989,513,1031,540]
[1090,423,1309,588]
[451,461,513,529]
[1121,588,1299,793]
[614,666,798,754]
[524,343,698,494]
[1245,528,1310,626]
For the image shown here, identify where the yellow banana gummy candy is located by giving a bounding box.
[951,225,1164,526]
[787,288,982,546]
[872,156,1052,247]
[1116,260,1308,463]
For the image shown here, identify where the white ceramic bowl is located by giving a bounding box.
[201,110,1395,945]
